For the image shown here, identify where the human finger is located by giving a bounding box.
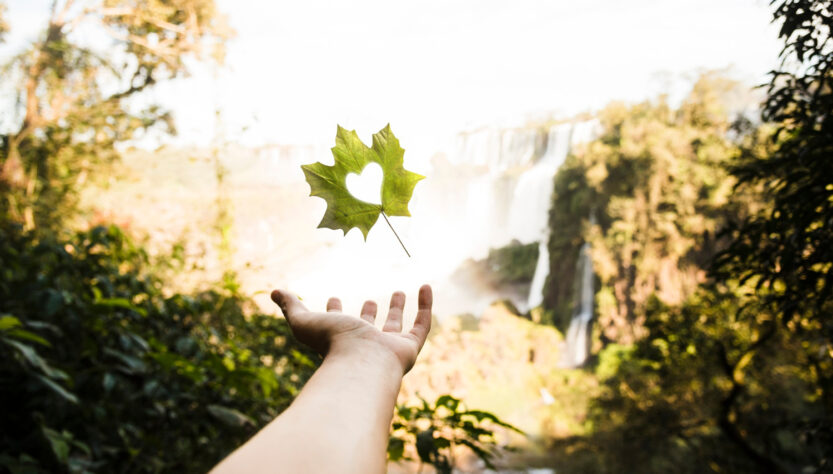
[271,289,309,322]
[382,291,405,332]
[360,300,378,323]
[409,284,433,349]
[327,297,342,312]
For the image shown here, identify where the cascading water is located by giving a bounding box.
[507,124,572,245]
[524,121,600,309]
[560,242,594,368]
[527,241,550,309]
[433,119,599,314]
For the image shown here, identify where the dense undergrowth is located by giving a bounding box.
[0,221,319,472]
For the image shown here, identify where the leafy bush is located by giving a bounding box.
[387,394,522,473]
[0,222,318,473]
[483,240,540,285]
[581,286,830,474]
[452,240,540,297]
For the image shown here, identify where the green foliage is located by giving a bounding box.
[451,240,539,307]
[566,284,828,474]
[0,221,318,473]
[388,394,522,473]
[713,0,833,406]
[301,125,424,239]
[544,74,757,342]
[705,0,833,468]
[0,0,231,230]
[484,240,540,285]
[593,343,634,381]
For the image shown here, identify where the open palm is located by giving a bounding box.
[271,285,433,374]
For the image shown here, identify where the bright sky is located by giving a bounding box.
[3,0,781,155]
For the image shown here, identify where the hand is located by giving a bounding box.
[270,285,433,374]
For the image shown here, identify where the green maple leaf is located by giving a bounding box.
[301,124,424,247]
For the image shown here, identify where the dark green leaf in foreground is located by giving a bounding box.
[301,125,424,240]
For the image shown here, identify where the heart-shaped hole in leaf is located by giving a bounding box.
[346,162,383,205]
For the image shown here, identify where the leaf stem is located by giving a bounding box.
[380,210,411,258]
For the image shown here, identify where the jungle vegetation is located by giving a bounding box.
[542,1,833,472]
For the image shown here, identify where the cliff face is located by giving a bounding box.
[544,75,761,345]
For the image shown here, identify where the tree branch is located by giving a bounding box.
[715,325,786,474]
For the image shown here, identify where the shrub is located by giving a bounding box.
[0,222,317,473]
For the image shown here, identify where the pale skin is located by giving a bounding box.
[211,284,433,474]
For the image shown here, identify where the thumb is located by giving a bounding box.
[271,289,309,322]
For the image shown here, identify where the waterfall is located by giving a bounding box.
[453,127,542,174]
[527,240,549,309]
[524,120,600,309]
[560,242,594,368]
[448,121,594,263]
[507,124,572,245]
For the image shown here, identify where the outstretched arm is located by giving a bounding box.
[211,285,433,474]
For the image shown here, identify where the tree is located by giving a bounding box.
[0,0,231,229]
[573,279,828,474]
[715,0,833,351]
[709,0,833,467]
[543,75,759,344]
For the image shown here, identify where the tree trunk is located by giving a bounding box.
[716,336,788,474]
[717,386,788,474]
[1,140,25,188]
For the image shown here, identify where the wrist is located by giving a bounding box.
[327,333,407,377]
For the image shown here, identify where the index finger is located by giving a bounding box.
[271,289,309,322]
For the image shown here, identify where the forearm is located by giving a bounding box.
[212,341,403,474]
